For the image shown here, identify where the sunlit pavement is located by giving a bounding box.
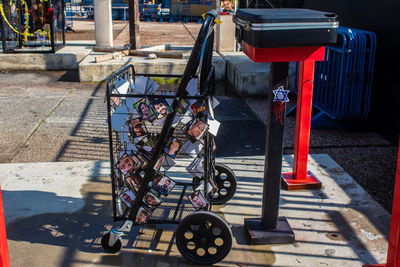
[0,154,389,266]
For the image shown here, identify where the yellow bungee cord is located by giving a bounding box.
[0,0,51,45]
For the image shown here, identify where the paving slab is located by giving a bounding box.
[246,97,398,212]
[0,154,390,266]
[0,41,93,71]
[0,75,73,162]
[79,51,226,82]
[11,89,110,163]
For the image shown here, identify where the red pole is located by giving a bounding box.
[281,60,322,190]
[363,137,400,267]
[0,185,10,267]
[387,137,400,266]
[293,60,314,178]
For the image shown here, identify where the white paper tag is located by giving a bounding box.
[161,156,176,170]
[186,157,204,178]
[111,106,128,131]
[207,118,220,136]
[135,76,148,94]
[145,78,160,94]
[180,110,193,125]
[114,78,130,94]
[186,78,198,96]
[181,141,204,158]
[212,97,220,109]
[195,181,214,194]
[171,114,182,128]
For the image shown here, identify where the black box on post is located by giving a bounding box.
[234,8,338,48]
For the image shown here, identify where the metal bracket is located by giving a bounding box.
[117,220,133,232]
[108,220,133,247]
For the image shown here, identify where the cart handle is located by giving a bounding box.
[128,10,219,221]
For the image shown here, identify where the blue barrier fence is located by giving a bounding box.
[290,26,377,127]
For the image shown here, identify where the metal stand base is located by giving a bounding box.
[281,171,322,190]
[244,217,295,245]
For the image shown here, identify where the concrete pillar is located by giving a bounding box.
[94,0,113,48]
[216,14,236,52]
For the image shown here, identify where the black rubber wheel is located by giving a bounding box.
[176,211,232,265]
[101,233,122,253]
[211,163,237,205]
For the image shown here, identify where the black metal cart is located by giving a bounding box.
[102,11,237,265]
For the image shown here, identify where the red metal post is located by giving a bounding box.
[281,60,322,190]
[363,136,400,267]
[387,137,400,266]
[0,185,10,267]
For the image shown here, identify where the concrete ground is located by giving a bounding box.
[1,156,390,267]
[0,18,397,266]
[0,70,393,266]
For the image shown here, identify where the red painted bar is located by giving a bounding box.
[242,41,325,62]
[293,61,314,177]
[0,185,10,267]
[387,137,400,265]
[281,60,321,190]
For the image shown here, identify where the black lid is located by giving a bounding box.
[235,8,338,24]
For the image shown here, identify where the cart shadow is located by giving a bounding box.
[4,170,115,258]
[4,189,112,254]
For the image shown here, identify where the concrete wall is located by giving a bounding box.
[301,0,400,141]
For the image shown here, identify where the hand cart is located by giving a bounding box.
[102,10,237,265]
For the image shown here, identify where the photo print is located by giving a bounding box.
[190,100,208,118]
[111,92,120,107]
[137,134,158,160]
[163,137,183,159]
[135,206,151,225]
[185,118,209,142]
[186,156,204,178]
[177,99,189,114]
[188,190,208,211]
[125,173,143,193]
[181,140,204,158]
[154,155,166,171]
[120,189,136,208]
[134,98,155,122]
[150,174,176,196]
[115,153,142,174]
[151,98,173,119]
[128,118,148,138]
[136,153,149,171]
[111,78,130,107]
[143,192,162,210]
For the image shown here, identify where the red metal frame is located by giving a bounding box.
[281,60,322,190]
[0,185,10,267]
[242,42,324,190]
[363,137,400,267]
[242,42,325,62]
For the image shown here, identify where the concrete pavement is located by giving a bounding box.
[0,70,393,266]
[0,155,390,266]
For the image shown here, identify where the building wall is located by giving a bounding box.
[301,0,400,142]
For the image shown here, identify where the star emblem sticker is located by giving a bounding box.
[272,86,289,103]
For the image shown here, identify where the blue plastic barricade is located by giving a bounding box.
[290,26,377,127]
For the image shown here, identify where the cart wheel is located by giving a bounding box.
[176,211,232,265]
[101,233,122,253]
[211,163,237,205]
